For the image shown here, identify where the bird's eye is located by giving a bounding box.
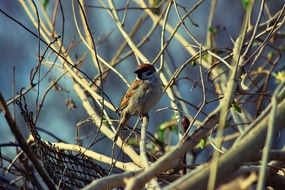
[146,71,153,76]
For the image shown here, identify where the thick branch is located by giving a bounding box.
[163,85,285,190]
[140,115,150,167]
[125,110,219,190]
[82,170,141,190]
[0,93,56,190]
[52,142,140,171]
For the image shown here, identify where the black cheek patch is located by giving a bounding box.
[137,74,143,80]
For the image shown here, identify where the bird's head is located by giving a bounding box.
[134,63,157,80]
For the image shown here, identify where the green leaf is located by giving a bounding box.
[191,60,196,67]
[232,101,241,113]
[170,125,178,132]
[273,71,285,84]
[241,0,250,9]
[127,138,139,146]
[208,26,218,35]
[156,129,165,142]
[267,51,274,60]
[198,138,207,149]
[101,116,110,128]
[42,0,49,10]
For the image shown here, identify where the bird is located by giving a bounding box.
[114,63,163,141]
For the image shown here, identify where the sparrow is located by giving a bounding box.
[114,63,163,141]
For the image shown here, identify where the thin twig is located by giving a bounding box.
[0,93,56,190]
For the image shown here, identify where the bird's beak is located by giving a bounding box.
[134,68,141,74]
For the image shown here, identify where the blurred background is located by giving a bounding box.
[1,0,285,174]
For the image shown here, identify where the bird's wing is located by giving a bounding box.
[118,79,142,112]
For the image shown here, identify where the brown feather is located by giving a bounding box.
[118,79,142,112]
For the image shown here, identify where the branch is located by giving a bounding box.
[208,1,254,187]
[257,86,277,190]
[163,83,285,190]
[82,170,141,190]
[140,116,150,167]
[140,115,160,189]
[51,142,140,171]
[125,109,219,190]
[0,93,56,190]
